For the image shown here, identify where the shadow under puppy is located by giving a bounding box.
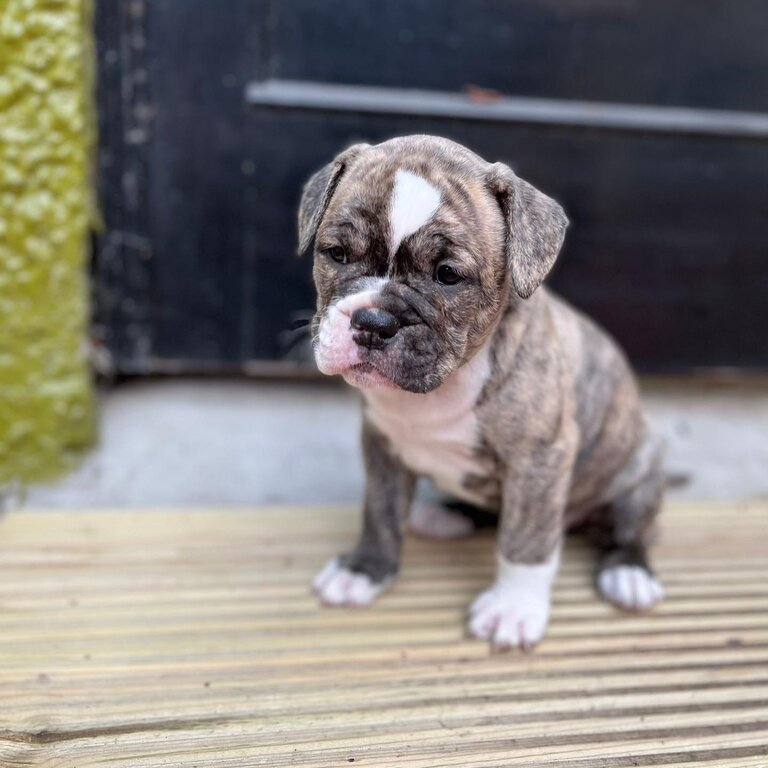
[300,135,664,651]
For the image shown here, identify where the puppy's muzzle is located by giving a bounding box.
[351,307,400,350]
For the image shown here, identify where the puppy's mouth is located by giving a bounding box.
[314,289,441,392]
[341,361,399,390]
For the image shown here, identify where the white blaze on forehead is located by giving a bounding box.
[389,169,441,253]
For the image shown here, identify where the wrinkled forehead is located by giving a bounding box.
[320,148,498,253]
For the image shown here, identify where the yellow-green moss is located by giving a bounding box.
[0,0,95,483]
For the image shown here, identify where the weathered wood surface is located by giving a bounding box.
[1,502,767,766]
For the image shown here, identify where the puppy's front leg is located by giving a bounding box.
[313,419,415,607]
[469,440,574,651]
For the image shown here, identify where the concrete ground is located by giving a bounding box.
[21,377,768,508]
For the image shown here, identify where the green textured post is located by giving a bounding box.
[0,0,95,484]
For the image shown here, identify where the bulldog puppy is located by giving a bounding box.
[300,135,664,650]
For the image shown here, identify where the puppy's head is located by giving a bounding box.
[299,135,567,393]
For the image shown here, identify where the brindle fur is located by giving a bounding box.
[299,135,663,589]
[339,420,416,582]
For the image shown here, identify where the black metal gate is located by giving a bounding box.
[94,0,768,374]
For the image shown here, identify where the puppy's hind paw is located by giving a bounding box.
[312,557,392,607]
[408,502,475,540]
[598,565,664,611]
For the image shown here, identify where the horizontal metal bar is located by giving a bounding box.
[246,79,768,139]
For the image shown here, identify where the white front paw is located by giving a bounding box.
[312,557,392,607]
[598,565,664,611]
[469,585,551,651]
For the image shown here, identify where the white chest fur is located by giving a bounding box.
[362,344,492,504]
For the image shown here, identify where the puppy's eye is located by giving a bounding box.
[323,246,348,264]
[434,263,463,285]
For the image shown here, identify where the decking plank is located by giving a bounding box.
[0,502,766,766]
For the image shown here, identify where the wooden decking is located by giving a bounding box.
[1,502,767,767]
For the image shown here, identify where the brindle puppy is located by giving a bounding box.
[300,135,664,651]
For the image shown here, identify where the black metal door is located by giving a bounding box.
[94,0,768,374]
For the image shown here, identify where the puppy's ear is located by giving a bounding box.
[297,143,370,256]
[486,163,568,299]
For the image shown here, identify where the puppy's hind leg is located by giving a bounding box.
[596,435,665,611]
[408,501,475,539]
[408,499,496,540]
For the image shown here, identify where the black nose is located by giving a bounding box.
[350,307,399,348]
